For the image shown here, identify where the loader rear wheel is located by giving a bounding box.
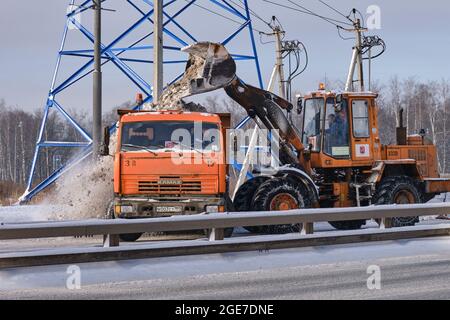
[373,176,422,227]
[252,177,312,234]
[232,176,270,233]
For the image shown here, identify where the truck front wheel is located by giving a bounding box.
[107,201,143,242]
[119,233,143,242]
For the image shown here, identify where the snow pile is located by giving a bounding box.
[33,55,206,220]
[34,155,114,220]
[31,44,222,219]
[0,205,63,223]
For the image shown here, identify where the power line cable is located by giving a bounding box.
[263,0,350,27]
[185,0,266,34]
[361,35,386,60]
[351,8,365,27]
[317,0,353,23]
[336,25,355,40]
[288,0,353,27]
[231,0,272,28]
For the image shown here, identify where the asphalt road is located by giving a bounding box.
[2,236,450,300]
[4,255,450,300]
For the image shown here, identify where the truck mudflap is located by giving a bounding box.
[424,178,450,194]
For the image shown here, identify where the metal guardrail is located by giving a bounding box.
[1,203,449,247]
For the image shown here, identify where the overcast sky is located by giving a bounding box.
[0,0,449,113]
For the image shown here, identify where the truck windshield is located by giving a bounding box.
[121,121,220,153]
[302,98,324,152]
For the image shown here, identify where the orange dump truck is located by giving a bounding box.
[106,110,232,241]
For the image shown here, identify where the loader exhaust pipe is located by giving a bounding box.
[396,108,407,145]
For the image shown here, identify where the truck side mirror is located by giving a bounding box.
[100,126,110,156]
[233,135,238,153]
[296,96,303,114]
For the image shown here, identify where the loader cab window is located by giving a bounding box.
[352,100,370,137]
[324,97,350,157]
[302,98,324,152]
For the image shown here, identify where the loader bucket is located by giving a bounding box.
[181,42,237,95]
[154,42,236,110]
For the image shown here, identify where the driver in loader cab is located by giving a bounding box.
[335,106,349,146]
[325,113,338,153]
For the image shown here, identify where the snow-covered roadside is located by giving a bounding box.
[0,205,68,223]
[429,192,450,203]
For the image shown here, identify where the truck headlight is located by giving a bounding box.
[205,205,219,213]
[117,205,133,214]
[205,205,224,213]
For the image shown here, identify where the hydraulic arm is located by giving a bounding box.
[175,42,305,164]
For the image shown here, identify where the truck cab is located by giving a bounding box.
[111,110,230,222]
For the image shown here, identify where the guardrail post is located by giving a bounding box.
[379,217,393,229]
[103,234,120,247]
[208,228,224,241]
[300,222,314,235]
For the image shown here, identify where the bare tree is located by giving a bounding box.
[439,79,450,173]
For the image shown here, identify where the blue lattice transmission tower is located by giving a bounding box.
[21,0,264,202]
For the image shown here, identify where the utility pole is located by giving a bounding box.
[264,17,286,98]
[153,0,164,103]
[92,0,102,160]
[344,18,367,92]
[274,26,286,98]
[355,19,364,91]
[233,17,285,199]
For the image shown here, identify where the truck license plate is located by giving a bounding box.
[155,206,183,213]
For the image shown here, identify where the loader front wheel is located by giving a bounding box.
[373,176,422,227]
[252,177,312,234]
[232,176,270,233]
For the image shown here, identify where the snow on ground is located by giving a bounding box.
[1,233,450,291]
[0,205,69,223]
[429,192,450,203]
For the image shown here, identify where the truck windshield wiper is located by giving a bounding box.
[122,144,157,155]
[173,141,203,154]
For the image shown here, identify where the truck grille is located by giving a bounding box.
[138,179,202,193]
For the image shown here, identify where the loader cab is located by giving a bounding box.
[300,90,380,168]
